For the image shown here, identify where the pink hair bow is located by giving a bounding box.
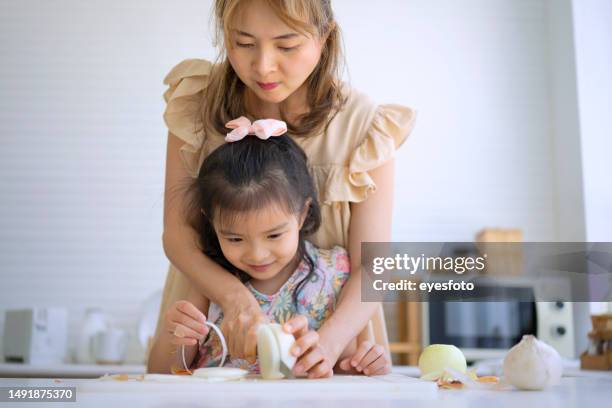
[225,116,287,142]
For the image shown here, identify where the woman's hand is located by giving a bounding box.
[220,295,268,363]
[337,341,391,376]
[283,315,335,379]
[165,300,209,347]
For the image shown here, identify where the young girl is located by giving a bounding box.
[154,0,416,376]
[151,122,391,377]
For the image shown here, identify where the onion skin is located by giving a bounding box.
[503,335,562,390]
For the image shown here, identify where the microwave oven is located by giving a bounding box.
[421,287,591,360]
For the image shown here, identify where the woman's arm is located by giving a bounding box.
[317,159,396,364]
[159,133,266,360]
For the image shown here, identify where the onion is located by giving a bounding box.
[257,323,296,379]
[503,335,562,390]
[418,344,467,380]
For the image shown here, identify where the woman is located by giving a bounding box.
[152,0,415,378]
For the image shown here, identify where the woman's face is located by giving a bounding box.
[226,0,325,108]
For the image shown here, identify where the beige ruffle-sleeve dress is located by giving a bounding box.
[156,58,416,345]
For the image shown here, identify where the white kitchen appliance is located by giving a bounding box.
[3,308,68,364]
[422,296,591,360]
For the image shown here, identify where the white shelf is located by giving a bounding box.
[0,362,146,378]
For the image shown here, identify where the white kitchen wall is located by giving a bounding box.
[572,0,612,242]
[572,0,612,316]
[0,0,601,362]
[346,0,560,242]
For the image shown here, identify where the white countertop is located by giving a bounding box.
[0,362,145,378]
[1,369,611,407]
[4,359,609,380]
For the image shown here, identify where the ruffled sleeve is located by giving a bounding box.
[346,104,416,201]
[163,59,213,177]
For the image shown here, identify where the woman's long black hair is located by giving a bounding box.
[186,134,322,305]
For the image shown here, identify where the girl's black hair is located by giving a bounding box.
[187,134,321,305]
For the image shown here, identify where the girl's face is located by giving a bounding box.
[226,0,325,108]
[214,203,306,290]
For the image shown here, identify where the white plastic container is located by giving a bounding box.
[75,308,108,364]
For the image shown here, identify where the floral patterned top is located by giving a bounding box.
[190,241,350,372]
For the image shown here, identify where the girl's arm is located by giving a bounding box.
[317,159,395,364]
[147,290,210,373]
[159,133,266,360]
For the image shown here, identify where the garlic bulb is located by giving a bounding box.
[503,335,562,390]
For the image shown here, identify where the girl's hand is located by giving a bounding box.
[337,341,391,376]
[220,296,268,363]
[283,315,334,379]
[165,300,209,346]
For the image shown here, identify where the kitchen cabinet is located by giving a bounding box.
[387,302,422,365]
